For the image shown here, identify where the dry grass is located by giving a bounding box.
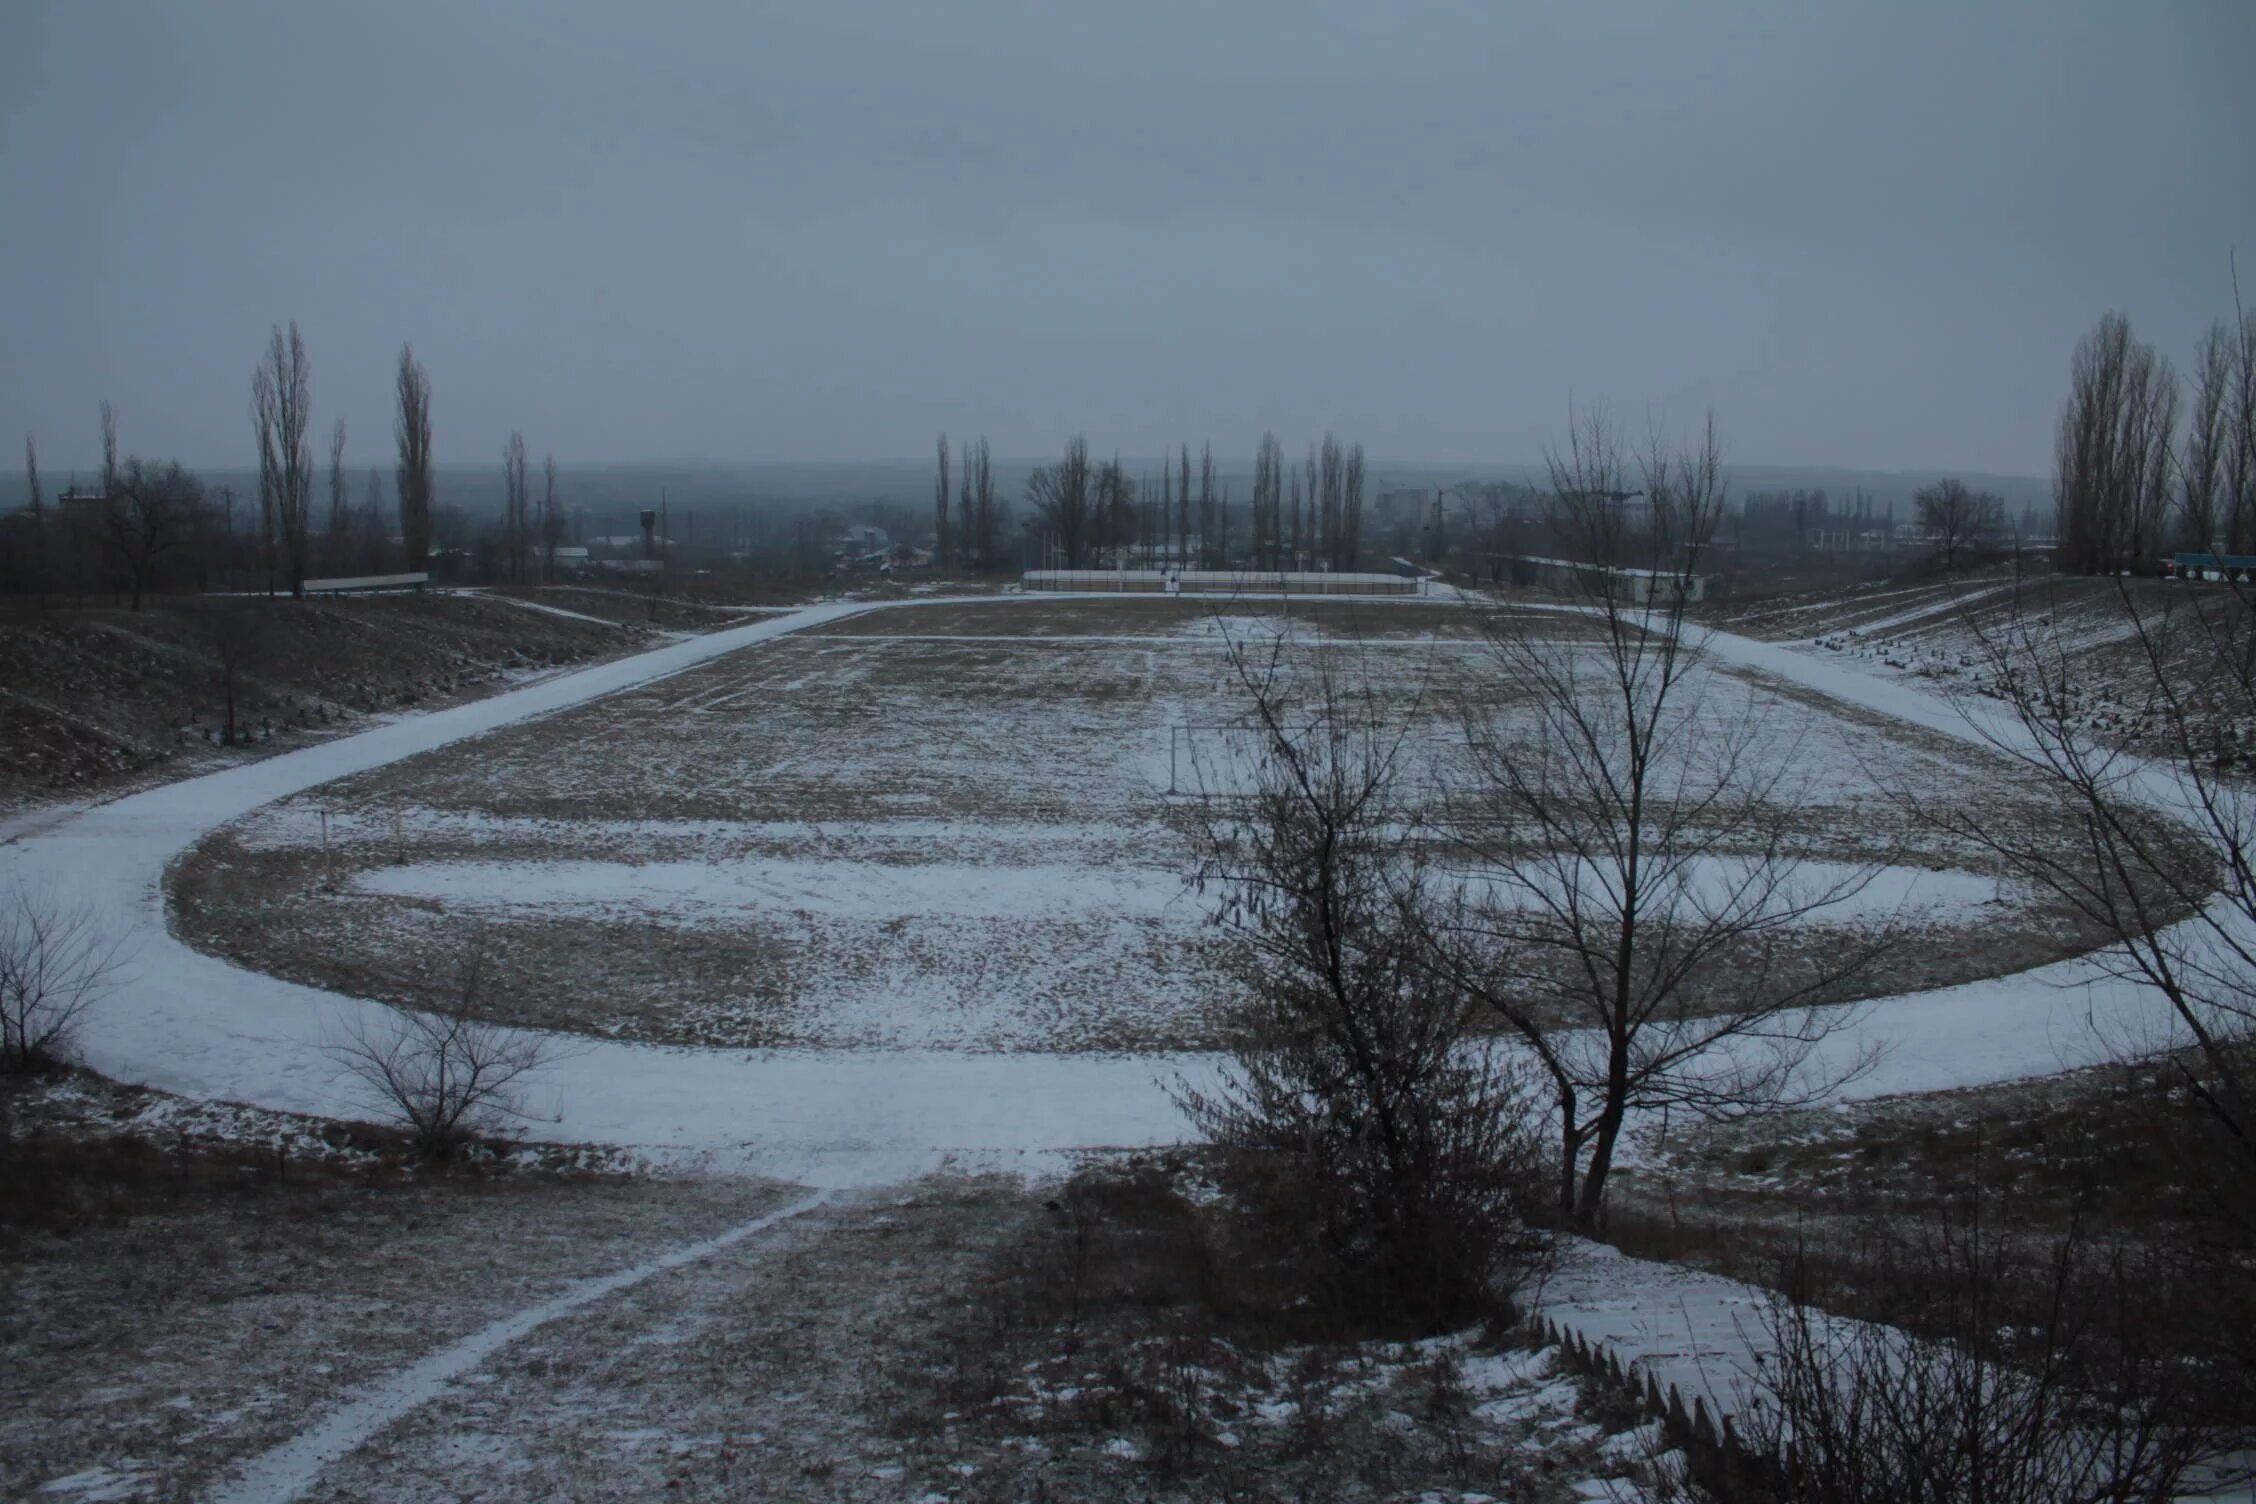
[0,592,655,814]
[161,600,2091,1056]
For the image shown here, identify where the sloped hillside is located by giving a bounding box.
[0,592,656,813]
[1721,572,2256,762]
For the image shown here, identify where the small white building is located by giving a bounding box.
[1500,554,1725,604]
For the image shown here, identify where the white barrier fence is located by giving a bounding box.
[1023,569,1421,596]
[302,571,431,595]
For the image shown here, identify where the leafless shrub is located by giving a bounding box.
[1937,575,2256,1180]
[1179,626,1551,1330]
[327,942,552,1160]
[0,887,123,1073]
[1729,1210,2242,1504]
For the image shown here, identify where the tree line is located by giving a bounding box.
[940,430,1367,572]
[2057,300,2256,572]
[3,327,582,607]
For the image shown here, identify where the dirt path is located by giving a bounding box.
[204,1191,832,1504]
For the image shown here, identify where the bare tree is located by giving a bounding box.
[327,940,553,1160]
[255,450,278,598]
[1915,476,2004,571]
[23,434,48,605]
[0,886,123,1072]
[2056,312,2178,575]
[207,597,257,745]
[2231,304,2256,555]
[965,435,997,569]
[2178,306,2256,555]
[1342,438,1365,571]
[358,467,391,575]
[540,453,562,582]
[394,344,435,573]
[1026,434,1096,568]
[1180,630,1548,1325]
[325,416,350,574]
[1449,414,1886,1226]
[1253,432,1282,569]
[1177,443,1192,568]
[934,432,951,568]
[1199,443,1216,567]
[105,458,203,611]
[1096,454,1136,555]
[98,400,118,498]
[2180,319,2235,551]
[251,321,314,597]
[502,432,529,585]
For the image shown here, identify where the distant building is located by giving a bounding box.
[1495,553,1725,604]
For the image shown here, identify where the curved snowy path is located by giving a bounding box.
[2,594,2200,1187]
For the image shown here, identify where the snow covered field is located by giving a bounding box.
[0,591,2207,1184]
[162,597,2079,1061]
[8,589,2244,1502]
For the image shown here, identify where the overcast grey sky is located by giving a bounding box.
[3,1,2250,475]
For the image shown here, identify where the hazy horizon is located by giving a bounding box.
[6,2,2250,477]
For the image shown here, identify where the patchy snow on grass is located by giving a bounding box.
[2,593,2219,1181]
[351,851,1192,925]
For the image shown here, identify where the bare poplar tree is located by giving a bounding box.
[2056,312,2179,574]
[1343,440,1365,570]
[359,466,390,574]
[23,435,47,605]
[1199,443,1215,567]
[1252,432,1282,569]
[255,441,278,598]
[2179,306,2256,553]
[1096,454,1135,555]
[502,431,528,584]
[1178,444,1192,568]
[933,432,951,568]
[2231,307,2256,553]
[1449,414,1886,1225]
[540,454,562,582]
[1026,434,1095,568]
[251,321,314,596]
[325,417,350,574]
[99,401,118,498]
[2181,320,2235,550]
[393,345,435,573]
[967,435,995,569]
